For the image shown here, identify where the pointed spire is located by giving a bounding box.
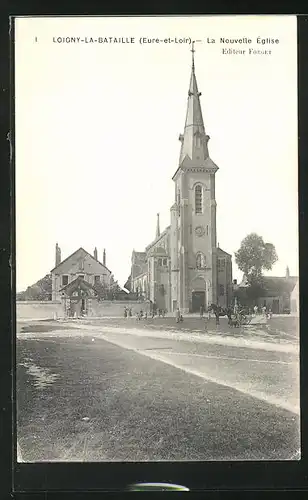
[103,248,106,266]
[156,213,160,239]
[191,40,195,71]
[179,42,210,165]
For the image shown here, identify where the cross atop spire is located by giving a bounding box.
[191,40,195,70]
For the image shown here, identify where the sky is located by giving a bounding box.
[15,15,298,292]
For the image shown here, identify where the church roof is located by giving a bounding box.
[132,251,146,260]
[145,226,171,252]
[50,247,111,274]
[217,247,232,258]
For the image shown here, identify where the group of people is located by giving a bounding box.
[236,304,273,318]
[124,301,274,329]
[124,306,167,321]
[199,302,274,330]
[124,307,133,318]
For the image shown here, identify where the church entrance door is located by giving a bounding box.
[192,291,206,313]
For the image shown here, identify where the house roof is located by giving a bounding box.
[59,276,96,296]
[262,276,298,296]
[237,275,298,296]
[50,247,111,274]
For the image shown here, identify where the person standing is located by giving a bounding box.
[215,308,220,326]
[200,304,204,318]
[176,308,181,323]
[208,306,212,320]
[226,307,232,326]
[254,305,258,316]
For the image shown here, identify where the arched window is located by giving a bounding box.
[196,252,206,269]
[195,185,203,214]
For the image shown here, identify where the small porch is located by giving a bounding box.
[60,276,96,317]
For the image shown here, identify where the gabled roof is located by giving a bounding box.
[262,276,298,296]
[50,247,111,274]
[237,274,298,296]
[145,226,171,252]
[59,276,96,296]
[217,247,232,258]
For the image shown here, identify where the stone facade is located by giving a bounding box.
[51,246,111,302]
[130,52,233,313]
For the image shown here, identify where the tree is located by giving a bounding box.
[17,274,52,301]
[235,233,278,289]
[93,280,108,301]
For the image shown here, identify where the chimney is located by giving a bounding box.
[286,266,290,279]
[94,247,98,260]
[55,243,61,267]
[103,248,106,266]
[156,213,160,239]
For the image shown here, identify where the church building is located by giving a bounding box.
[130,46,233,313]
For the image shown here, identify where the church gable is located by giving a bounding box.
[217,247,232,258]
[146,227,171,254]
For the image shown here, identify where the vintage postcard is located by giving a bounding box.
[15,15,299,462]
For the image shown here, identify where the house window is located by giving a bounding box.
[94,275,100,284]
[196,252,206,269]
[195,185,203,214]
[163,258,167,266]
[219,284,225,296]
[62,275,69,286]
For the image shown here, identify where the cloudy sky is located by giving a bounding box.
[15,15,298,292]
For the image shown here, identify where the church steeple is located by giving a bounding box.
[179,42,210,166]
[156,213,160,239]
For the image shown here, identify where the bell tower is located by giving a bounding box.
[170,43,219,312]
